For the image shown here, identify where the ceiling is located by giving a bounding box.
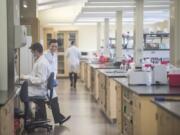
[37,0,170,26]
[38,0,87,11]
[37,0,87,25]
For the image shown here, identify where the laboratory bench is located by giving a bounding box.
[84,62,119,91]
[153,101,180,135]
[97,69,127,123]
[0,87,21,135]
[83,63,180,135]
[90,64,120,101]
[114,78,180,135]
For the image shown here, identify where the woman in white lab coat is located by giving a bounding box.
[21,42,70,125]
[66,41,81,88]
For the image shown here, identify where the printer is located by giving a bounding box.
[128,68,151,85]
[152,65,168,85]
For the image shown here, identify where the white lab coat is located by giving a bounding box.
[24,55,51,97]
[44,50,58,79]
[66,46,81,73]
[44,50,58,98]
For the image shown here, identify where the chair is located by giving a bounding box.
[17,72,55,133]
[47,72,55,102]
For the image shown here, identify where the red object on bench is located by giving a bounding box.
[168,74,180,87]
[161,61,169,65]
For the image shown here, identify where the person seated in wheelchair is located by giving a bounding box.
[20,42,70,125]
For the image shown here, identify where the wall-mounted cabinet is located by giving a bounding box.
[144,33,169,50]
[21,18,40,44]
[43,28,78,77]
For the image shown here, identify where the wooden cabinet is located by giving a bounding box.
[0,98,14,135]
[43,28,78,77]
[84,63,91,91]
[86,64,91,90]
[106,78,117,122]
[80,61,86,82]
[97,73,118,122]
[84,63,88,88]
[122,89,158,135]
[157,106,180,135]
[43,28,55,50]
[91,67,95,96]
[116,83,123,134]
[57,54,67,76]
[120,85,180,135]
[98,72,106,112]
[122,87,134,135]
[94,70,100,101]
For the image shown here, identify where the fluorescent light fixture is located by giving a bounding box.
[81,10,168,15]
[23,0,28,8]
[48,22,73,26]
[88,0,130,3]
[82,7,169,13]
[74,22,97,25]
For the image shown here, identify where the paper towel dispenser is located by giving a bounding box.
[15,25,27,48]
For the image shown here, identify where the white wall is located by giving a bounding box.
[0,0,8,90]
[40,25,98,52]
[78,25,97,51]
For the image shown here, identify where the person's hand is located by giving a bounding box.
[20,74,29,80]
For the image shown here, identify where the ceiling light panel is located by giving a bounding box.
[85,2,170,7]
[87,0,170,2]
[82,7,169,13]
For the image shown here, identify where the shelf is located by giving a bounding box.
[144,48,169,51]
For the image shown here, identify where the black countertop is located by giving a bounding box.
[98,69,128,78]
[153,101,180,119]
[114,78,180,96]
[0,86,20,107]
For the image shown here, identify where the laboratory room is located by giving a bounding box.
[1,0,180,135]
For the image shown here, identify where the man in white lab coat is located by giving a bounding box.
[44,39,71,123]
[21,43,70,125]
[66,41,81,88]
[44,39,58,80]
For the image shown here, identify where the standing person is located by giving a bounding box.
[66,41,81,88]
[44,39,58,84]
[21,42,70,125]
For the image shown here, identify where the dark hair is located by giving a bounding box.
[71,41,75,46]
[49,39,57,45]
[29,42,43,53]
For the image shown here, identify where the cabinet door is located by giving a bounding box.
[58,55,65,74]
[116,84,122,133]
[106,78,110,114]
[158,109,174,135]
[91,68,94,94]
[0,99,14,135]
[57,32,65,52]
[87,65,91,89]
[108,79,117,119]
[173,116,180,135]
[95,71,99,100]
[133,94,141,135]
[43,28,54,49]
